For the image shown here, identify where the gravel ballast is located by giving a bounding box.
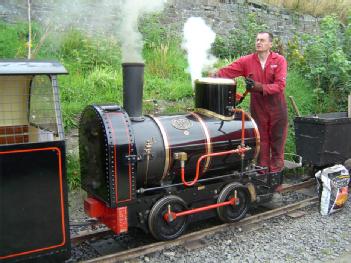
[67,180,351,263]
[137,199,351,263]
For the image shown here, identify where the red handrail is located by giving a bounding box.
[180,108,249,187]
[181,146,250,187]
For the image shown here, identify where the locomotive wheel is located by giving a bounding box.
[217,183,250,223]
[148,195,188,241]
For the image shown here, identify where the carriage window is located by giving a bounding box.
[0,76,30,144]
[29,75,61,142]
[0,75,64,145]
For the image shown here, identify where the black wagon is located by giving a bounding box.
[0,60,70,262]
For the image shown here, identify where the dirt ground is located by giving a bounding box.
[65,129,86,222]
[68,188,88,223]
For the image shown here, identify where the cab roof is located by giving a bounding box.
[0,60,68,75]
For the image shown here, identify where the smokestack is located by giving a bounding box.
[122,63,145,121]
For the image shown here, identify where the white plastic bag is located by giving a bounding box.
[315,164,350,216]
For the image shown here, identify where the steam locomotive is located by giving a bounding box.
[3,60,351,262]
[0,61,280,263]
[80,63,280,241]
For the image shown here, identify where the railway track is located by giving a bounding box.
[84,197,318,263]
[70,179,318,263]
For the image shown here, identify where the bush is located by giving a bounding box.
[288,15,351,112]
[59,65,123,128]
[262,0,351,22]
[213,13,268,58]
[59,29,122,73]
[141,15,189,80]
[140,14,170,48]
[144,40,189,79]
[0,21,30,58]
[66,153,80,190]
[343,11,351,59]
[213,12,285,58]
[285,70,315,153]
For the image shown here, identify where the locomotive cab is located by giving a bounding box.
[0,61,70,262]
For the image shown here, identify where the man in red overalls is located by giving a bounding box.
[213,32,288,189]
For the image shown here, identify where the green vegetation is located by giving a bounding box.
[285,71,314,153]
[0,22,28,57]
[287,15,351,112]
[262,0,351,22]
[0,12,350,188]
[213,13,268,58]
[213,13,287,58]
[66,153,80,189]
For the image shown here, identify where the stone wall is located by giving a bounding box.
[163,0,320,43]
[0,0,320,43]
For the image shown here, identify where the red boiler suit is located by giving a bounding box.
[217,52,288,173]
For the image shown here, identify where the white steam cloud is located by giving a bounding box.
[182,17,217,86]
[117,0,167,62]
[39,0,167,63]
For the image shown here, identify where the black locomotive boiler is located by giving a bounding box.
[80,63,274,240]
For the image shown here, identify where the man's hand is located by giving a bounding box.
[208,70,218,77]
[245,77,263,93]
[245,77,255,89]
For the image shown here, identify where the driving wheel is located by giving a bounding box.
[148,195,188,241]
[217,182,250,223]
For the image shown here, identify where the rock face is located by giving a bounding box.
[0,0,319,44]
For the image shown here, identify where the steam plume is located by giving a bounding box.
[182,17,217,86]
[38,0,167,63]
[117,0,167,62]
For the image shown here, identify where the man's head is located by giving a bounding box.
[255,32,273,53]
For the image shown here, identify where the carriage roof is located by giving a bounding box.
[0,60,68,75]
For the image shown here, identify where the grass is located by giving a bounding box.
[262,0,351,21]
[0,22,28,57]
[66,154,80,189]
[284,70,315,154]
[0,21,318,188]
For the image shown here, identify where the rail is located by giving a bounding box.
[83,196,318,263]
[70,179,317,262]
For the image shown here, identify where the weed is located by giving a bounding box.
[213,13,268,58]
[66,153,81,190]
[0,19,322,188]
[0,21,28,58]
[288,15,351,111]
[59,29,122,72]
[285,70,315,153]
[263,0,351,21]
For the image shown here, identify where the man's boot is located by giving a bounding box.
[267,171,284,191]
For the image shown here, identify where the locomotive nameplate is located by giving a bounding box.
[171,118,193,130]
